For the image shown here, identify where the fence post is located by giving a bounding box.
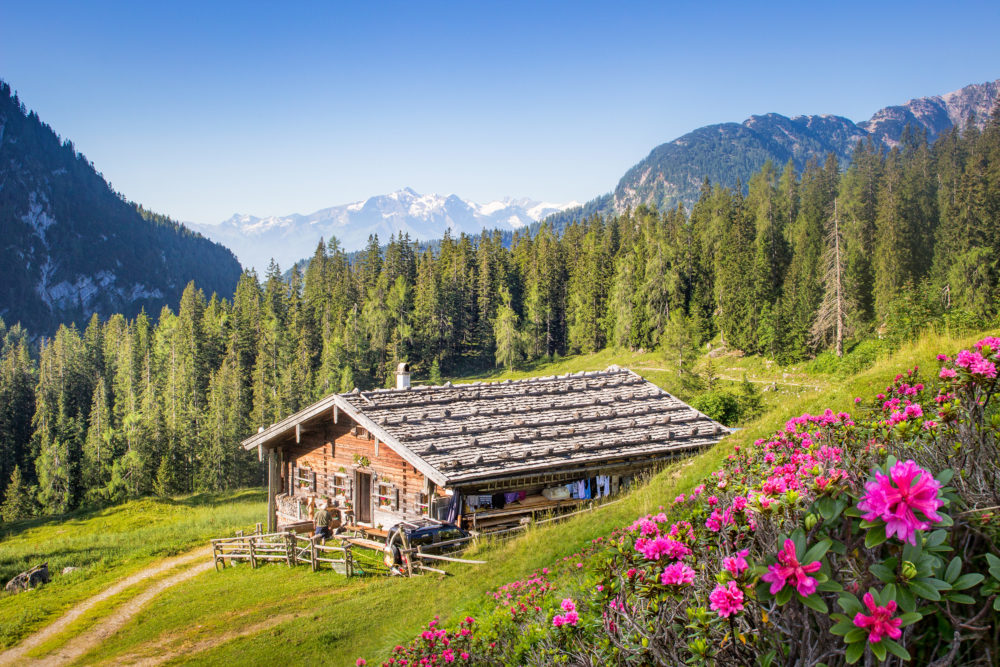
[346,547,353,577]
[311,538,318,572]
[249,539,257,569]
[285,532,294,567]
[256,522,263,535]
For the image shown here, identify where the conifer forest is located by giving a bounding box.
[2,115,999,519]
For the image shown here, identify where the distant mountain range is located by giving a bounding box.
[548,79,1000,223]
[0,80,242,335]
[191,189,578,273]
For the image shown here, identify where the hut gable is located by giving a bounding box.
[316,367,726,485]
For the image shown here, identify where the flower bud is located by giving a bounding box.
[901,561,917,580]
[804,513,818,530]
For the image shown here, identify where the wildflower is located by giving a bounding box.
[857,459,943,545]
[356,660,367,666]
[939,367,957,379]
[853,592,903,643]
[723,549,750,577]
[660,562,696,585]
[561,598,576,612]
[761,539,821,596]
[460,653,469,660]
[709,581,745,617]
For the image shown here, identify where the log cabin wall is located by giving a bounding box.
[282,415,427,526]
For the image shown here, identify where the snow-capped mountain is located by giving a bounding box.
[192,189,579,272]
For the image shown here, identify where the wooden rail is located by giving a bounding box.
[210,524,491,577]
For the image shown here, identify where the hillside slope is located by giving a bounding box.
[0,81,242,335]
[7,330,985,666]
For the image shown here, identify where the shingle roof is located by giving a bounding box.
[334,367,727,485]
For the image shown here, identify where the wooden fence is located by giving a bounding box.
[211,528,486,577]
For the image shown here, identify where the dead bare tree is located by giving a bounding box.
[811,197,854,357]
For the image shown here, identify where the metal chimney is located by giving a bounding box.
[396,362,411,389]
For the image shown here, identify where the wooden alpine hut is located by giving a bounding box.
[241,363,729,534]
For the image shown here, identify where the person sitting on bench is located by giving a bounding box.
[313,501,332,543]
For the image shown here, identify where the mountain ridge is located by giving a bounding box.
[192,188,578,272]
[552,78,1000,220]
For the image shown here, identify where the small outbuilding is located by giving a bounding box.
[241,364,728,534]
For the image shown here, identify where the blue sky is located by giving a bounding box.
[3,1,998,223]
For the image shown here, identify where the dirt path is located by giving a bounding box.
[0,547,212,667]
[109,612,300,666]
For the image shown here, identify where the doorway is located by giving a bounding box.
[355,471,372,524]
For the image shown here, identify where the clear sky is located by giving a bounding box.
[2,1,998,224]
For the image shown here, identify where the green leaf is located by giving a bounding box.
[897,611,922,627]
[935,468,954,485]
[883,638,911,660]
[776,585,793,605]
[802,539,832,565]
[830,620,855,635]
[896,585,917,612]
[986,553,1000,577]
[947,593,976,604]
[817,496,836,520]
[944,556,962,583]
[993,597,1000,611]
[837,594,863,616]
[865,527,889,549]
[817,580,844,593]
[907,579,941,601]
[925,530,948,548]
[844,627,868,644]
[845,640,865,663]
[952,573,984,590]
[799,592,829,613]
[923,577,952,591]
[870,562,896,584]
[871,640,886,661]
[791,528,807,557]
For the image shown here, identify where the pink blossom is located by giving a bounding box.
[356,660,367,666]
[709,581,745,617]
[761,538,822,596]
[660,562,696,585]
[939,367,957,379]
[723,549,750,577]
[560,598,576,612]
[853,592,903,643]
[857,459,943,545]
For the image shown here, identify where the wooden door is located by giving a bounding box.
[355,471,372,524]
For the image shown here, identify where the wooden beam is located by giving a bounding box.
[267,449,279,533]
[295,423,301,444]
[333,405,338,424]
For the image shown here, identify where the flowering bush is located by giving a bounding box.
[368,337,1000,666]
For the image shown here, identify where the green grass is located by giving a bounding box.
[0,489,264,649]
[73,329,997,666]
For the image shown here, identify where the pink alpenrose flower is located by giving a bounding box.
[709,580,745,617]
[761,539,821,596]
[722,549,750,577]
[660,562,696,585]
[857,459,943,545]
[853,592,903,643]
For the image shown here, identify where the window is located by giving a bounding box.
[374,481,399,511]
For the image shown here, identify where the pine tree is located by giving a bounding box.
[1,465,36,521]
[493,287,523,370]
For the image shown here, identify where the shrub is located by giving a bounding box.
[691,390,741,426]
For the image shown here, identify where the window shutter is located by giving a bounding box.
[311,471,317,492]
[393,487,400,511]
